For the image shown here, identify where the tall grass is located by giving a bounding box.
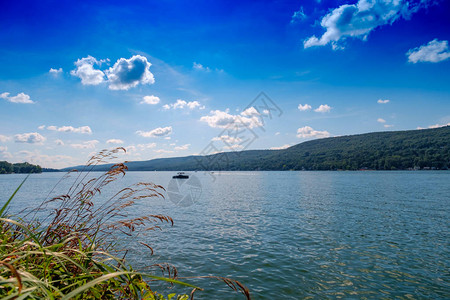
[0,148,250,299]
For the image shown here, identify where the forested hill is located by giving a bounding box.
[62,126,450,172]
[0,161,42,174]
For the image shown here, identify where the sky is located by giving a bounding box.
[0,0,449,168]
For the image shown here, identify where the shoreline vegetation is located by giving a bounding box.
[0,149,250,299]
[61,126,450,172]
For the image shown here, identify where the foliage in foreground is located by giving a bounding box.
[0,148,250,299]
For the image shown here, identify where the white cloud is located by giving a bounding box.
[407,39,450,63]
[241,107,260,117]
[377,118,386,123]
[137,143,156,150]
[141,95,160,105]
[38,125,46,130]
[1,92,35,104]
[193,62,211,72]
[55,139,65,146]
[107,55,154,90]
[15,150,75,169]
[384,124,394,128]
[174,144,190,151]
[0,134,10,142]
[270,144,291,150]
[70,55,106,85]
[298,104,312,111]
[154,149,174,154]
[49,68,63,75]
[106,139,124,144]
[377,99,390,104]
[291,6,307,23]
[275,132,281,136]
[70,140,99,149]
[304,0,430,49]
[163,99,202,110]
[136,126,172,138]
[314,104,332,113]
[297,126,330,139]
[212,135,243,145]
[14,132,46,144]
[200,108,263,129]
[418,122,450,129]
[47,125,92,134]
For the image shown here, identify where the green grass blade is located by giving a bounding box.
[0,175,29,217]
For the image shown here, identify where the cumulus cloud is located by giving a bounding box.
[377,99,390,104]
[141,95,160,105]
[174,144,190,150]
[298,104,312,111]
[49,68,63,75]
[314,104,332,113]
[304,0,430,49]
[0,134,10,142]
[106,55,154,90]
[1,92,35,104]
[377,118,386,123]
[70,140,99,149]
[46,125,92,134]
[296,126,330,139]
[407,39,450,63]
[200,108,263,129]
[418,122,450,129]
[55,139,64,146]
[136,126,172,138]
[14,132,46,144]
[70,56,106,85]
[106,139,124,144]
[270,144,291,150]
[163,99,204,110]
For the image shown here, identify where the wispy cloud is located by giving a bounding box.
[70,140,99,149]
[377,99,390,104]
[377,118,386,123]
[174,144,190,150]
[291,6,306,24]
[106,139,124,144]
[407,39,450,63]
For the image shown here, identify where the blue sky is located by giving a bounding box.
[1,0,449,168]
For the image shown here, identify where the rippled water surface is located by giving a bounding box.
[1,171,449,299]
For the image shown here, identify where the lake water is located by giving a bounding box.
[1,171,449,299]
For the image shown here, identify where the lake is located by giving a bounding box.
[1,171,449,299]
